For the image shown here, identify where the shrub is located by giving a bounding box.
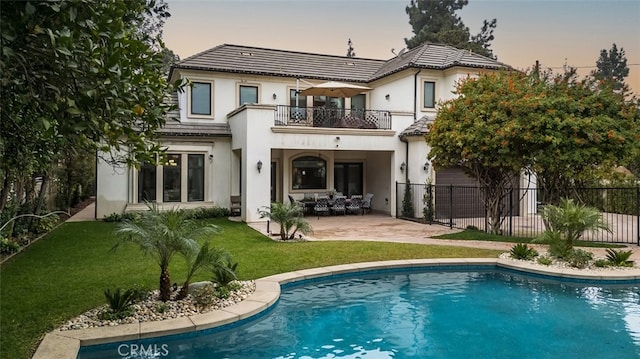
[423,183,434,223]
[186,207,231,219]
[537,256,553,266]
[510,243,539,260]
[594,259,610,268]
[539,198,610,250]
[401,180,415,218]
[466,225,479,231]
[100,288,136,319]
[536,231,571,259]
[566,249,593,269]
[605,248,634,267]
[214,285,231,299]
[155,303,168,314]
[258,202,312,241]
[128,283,151,302]
[0,236,20,254]
[102,212,137,222]
[212,260,238,287]
[35,214,59,234]
[191,284,217,311]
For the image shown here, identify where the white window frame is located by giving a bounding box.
[187,79,215,119]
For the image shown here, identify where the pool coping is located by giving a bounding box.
[33,258,640,359]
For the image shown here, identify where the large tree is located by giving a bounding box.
[426,70,637,233]
[0,0,182,212]
[405,0,497,58]
[593,43,629,92]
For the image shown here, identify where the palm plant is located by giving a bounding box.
[259,201,312,241]
[113,203,219,301]
[176,242,232,300]
[539,198,610,250]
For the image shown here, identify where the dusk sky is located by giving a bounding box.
[163,0,640,95]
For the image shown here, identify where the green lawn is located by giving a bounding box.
[0,219,502,359]
[432,229,627,248]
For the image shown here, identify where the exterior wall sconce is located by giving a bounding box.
[208,154,214,163]
[423,162,430,173]
[272,93,277,100]
[385,94,390,100]
[257,160,263,173]
[400,162,406,173]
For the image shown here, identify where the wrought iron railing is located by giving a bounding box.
[396,182,640,244]
[274,105,391,130]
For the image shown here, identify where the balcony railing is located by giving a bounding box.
[274,106,391,130]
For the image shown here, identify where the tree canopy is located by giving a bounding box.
[405,0,496,58]
[426,70,638,233]
[1,0,182,212]
[593,43,629,92]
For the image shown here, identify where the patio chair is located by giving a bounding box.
[361,193,374,214]
[314,196,330,218]
[331,195,347,215]
[230,195,241,216]
[288,195,304,213]
[347,195,363,215]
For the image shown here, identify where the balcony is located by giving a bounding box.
[274,106,391,130]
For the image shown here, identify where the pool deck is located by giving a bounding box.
[34,257,640,359]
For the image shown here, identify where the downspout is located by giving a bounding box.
[413,69,421,120]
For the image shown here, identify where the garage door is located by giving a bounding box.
[434,167,520,219]
[434,167,484,219]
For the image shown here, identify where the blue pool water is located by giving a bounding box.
[79,268,640,359]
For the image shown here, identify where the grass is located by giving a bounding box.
[0,219,502,359]
[432,229,627,248]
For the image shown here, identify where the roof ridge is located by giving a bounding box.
[187,43,386,63]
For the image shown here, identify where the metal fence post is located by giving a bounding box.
[395,181,398,219]
[509,188,513,237]
[449,184,453,229]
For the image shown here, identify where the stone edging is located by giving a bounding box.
[33,258,640,359]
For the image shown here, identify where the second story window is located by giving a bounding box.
[423,81,435,109]
[239,85,258,106]
[191,82,212,116]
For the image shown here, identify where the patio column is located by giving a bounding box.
[229,104,274,222]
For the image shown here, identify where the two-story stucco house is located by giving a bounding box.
[95,42,511,222]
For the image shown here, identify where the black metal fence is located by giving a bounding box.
[274,105,392,129]
[396,182,640,244]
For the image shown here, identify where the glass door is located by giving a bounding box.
[334,163,363,197]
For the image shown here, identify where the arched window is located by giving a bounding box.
[292,156,326,190]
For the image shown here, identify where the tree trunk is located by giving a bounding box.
[159,266,172,302]
[33,172,50,215]
[176,280,189,300]
[0,173,11,212]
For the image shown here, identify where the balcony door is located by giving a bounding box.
[334,163,363,197]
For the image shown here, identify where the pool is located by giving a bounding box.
[78,267,640,359]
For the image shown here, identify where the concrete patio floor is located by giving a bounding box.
[249,213,640,260]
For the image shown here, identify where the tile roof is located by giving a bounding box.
[172,43,510,83]
[158,121,231,137]
[173,44,384,83]
[371,43,511,80]
[399,115,433,138]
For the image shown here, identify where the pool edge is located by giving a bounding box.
[34,258,640,359]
